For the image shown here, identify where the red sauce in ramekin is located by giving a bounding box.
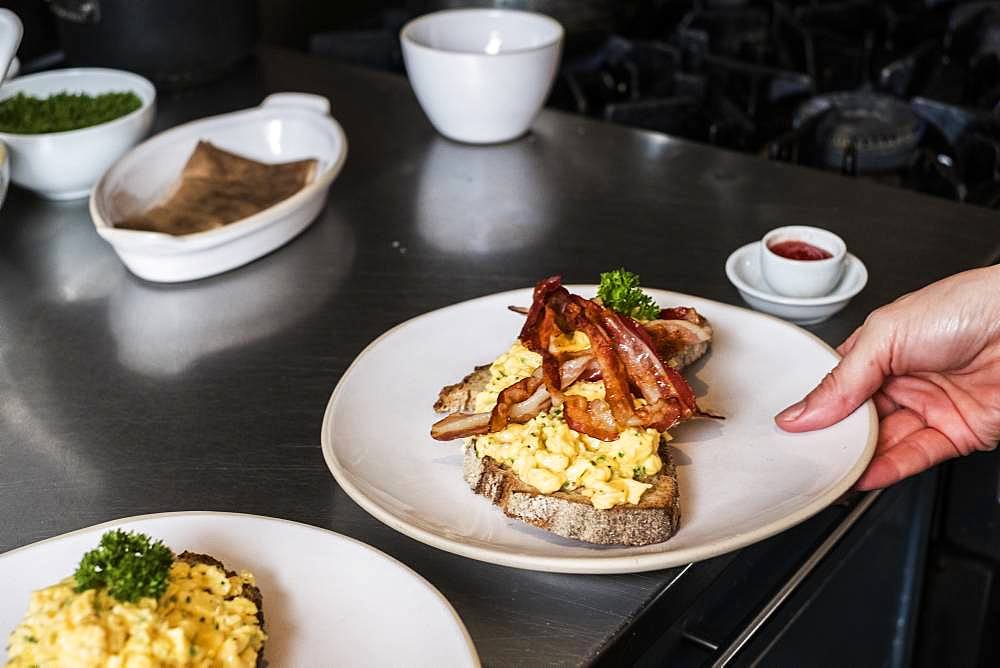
[768,240,833,261]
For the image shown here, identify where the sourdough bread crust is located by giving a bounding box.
[434,365,491,414]
[462,442,680,546]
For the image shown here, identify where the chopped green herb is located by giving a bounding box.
[0,91,142,134]
[633,465,646,478]
[74,530,174,603]
[618,451,625,458]
[596,268,660,321]
[23,635,36,644]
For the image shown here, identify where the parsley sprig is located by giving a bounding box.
[74,530,173,603]
[597,268,660,321]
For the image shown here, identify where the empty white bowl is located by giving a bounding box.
[761,225,847,298]
[401,8,563,144]
[0,68,156,200]
[726,242,868,325]
[90,93,347,283]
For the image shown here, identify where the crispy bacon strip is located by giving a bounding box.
[558,353,594,388]
[519,277,572,401]
[432,357,585,441]
[434,277,710,442]
[598,307,698,416]
[634,397,685,432]
[430,412,490,440]
[510,383,552,422]
[564,395,620,441]
[489,369,545,432]
[553,295,638,428]
[658,306,694,322]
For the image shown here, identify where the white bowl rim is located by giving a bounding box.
[726,241,868,306]
[0,67,156,140]
[89,98,348,249]
[400,8,564,57]
[762,224,847,266]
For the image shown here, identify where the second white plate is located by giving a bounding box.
[0,512,478,666]
[322,286,877,574]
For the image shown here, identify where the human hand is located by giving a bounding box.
[775,265,1000,490]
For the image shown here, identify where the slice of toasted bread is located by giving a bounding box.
[434,364,491,414]
[463,440,680,546]
[176,551,266,667]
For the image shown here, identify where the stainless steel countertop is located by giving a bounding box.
[1,48,998,665]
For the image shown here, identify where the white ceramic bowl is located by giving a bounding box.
[760,225,847,298]
[0,68,156,200]
[401,8,563,144]
[726,241,868,325]
[90,93,347,283]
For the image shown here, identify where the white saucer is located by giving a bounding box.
[725,242,868,325]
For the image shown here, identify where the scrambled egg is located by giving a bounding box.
[6,560,265,668]
[471,334,667,510]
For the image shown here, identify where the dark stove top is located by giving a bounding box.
[544,0,1000,208]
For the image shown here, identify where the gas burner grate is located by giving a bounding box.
[543,0,1000,207]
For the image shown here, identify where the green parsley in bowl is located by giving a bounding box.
[0,67,155,200]
[0,90,142,134]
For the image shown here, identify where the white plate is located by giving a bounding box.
[0,512,478,667]
[90,92,347,283]
[322,287,877,574]
[725,241,869,325]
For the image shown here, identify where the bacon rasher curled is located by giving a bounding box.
[430,276,707,442]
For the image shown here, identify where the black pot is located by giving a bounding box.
[49,0,258,88]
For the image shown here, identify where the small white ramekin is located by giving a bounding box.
[401,8,563,144]
[760,225,847,298]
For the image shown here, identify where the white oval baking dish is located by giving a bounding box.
[90,92,348,283]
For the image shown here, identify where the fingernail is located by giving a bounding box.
[776,400,807,423]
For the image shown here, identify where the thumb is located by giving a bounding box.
[775,330,888,432]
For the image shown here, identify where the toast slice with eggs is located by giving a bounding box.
[177,551,266,632]
[432,279,712,546]
[6,536,267,668]
[463,438,680,546]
